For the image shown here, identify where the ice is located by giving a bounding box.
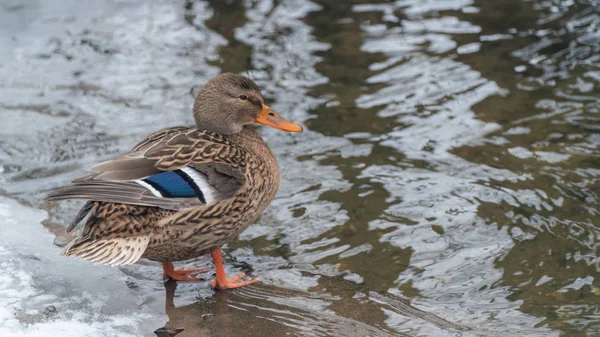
[0,197,166,337]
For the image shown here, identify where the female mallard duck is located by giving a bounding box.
[46,73,302,289]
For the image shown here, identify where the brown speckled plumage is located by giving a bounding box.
[140,126,279,262]
[46,73,301,274]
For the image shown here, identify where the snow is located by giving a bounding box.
[0,197,166,337]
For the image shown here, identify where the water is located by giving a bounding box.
[1,0,599,336]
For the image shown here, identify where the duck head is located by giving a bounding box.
[193,73,303,135]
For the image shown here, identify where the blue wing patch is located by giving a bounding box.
[141,169,207,203]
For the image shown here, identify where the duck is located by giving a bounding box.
[45,73,303,289]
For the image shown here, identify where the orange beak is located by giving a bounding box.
[255,105,303,132]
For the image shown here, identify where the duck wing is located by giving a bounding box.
[46,127,245,211]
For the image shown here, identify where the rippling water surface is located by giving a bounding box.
[1,0,600,336]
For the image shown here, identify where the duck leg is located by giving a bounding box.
[162,262,210,281]
[210,248,258,289]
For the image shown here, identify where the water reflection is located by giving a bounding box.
[159,277,471,337]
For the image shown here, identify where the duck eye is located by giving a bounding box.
[239,95,248,100]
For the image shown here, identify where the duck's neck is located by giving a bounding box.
[233,127,280,223]
[233,127,272,156]
[196,122,243,135]
[235,126,277,171]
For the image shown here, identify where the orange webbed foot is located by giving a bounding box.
[162,262,210,282]
[210,272,259,289]
[209,248,259,290]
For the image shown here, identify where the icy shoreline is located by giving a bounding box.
[0,197,166,337]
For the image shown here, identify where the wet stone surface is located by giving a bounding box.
[1,0,600,336]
